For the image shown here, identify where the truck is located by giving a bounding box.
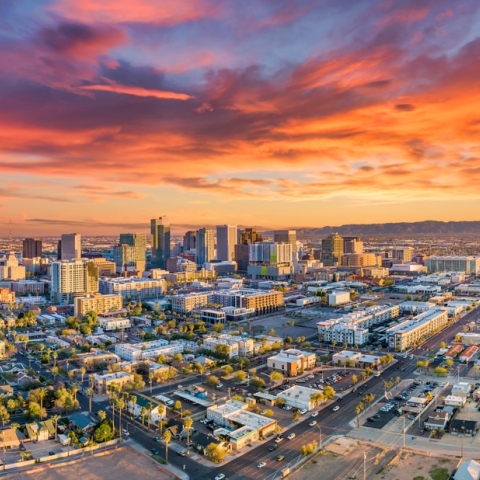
[154,394,175,407]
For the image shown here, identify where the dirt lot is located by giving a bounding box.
[5,446,175,480]
[375,450,455,480]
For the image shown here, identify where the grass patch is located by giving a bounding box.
[429,466,450,480]
[151,454,166,465]
[413,477,425,480]
[376,467,384,474]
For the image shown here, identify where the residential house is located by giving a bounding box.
[450,419,478,436]
[0,428,20,449]
[26,420,56,441]
[68,412,97,433]
[423,411,450,431]
[452,382,471,400]
[192,432,231,456]
[130,395,165,425]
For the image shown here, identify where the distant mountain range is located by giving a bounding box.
[266,221,480,238]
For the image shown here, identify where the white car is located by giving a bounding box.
[287,433,296,440]
[309,421,317,426]
[332,406,340,412]
[299,409,307,415]
[257,462,266,468]
[284,405,292,411]
[409,355,414,360]
[215,475,226,480]
[311,412,318,417]
[122,429,130,436]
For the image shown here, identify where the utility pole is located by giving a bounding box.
[403,417,406,448]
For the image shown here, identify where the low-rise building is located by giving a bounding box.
[0,288,14,304]
[328,290,350,306]
[332,350,380,368]
[97,316,131,331]
[74,293,123,317]
[267,349,316,377]
[99,277,166,299]
[129,395,166,425]
[276,385,319,411]
[457,333,480,345]
[453,459,480,480]
[202,336,239,358]
[423,411,450,431]
[114,339,182,361]
[94,371,134,394]
[460,346,478,363]
[444,395,466,408]
[77,349,121,371]
[452,382,471,399]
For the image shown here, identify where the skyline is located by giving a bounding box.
[2,1,480,234]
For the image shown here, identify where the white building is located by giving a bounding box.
[399,301,436,314]
[425,256,480,274]
[114,339,182,361]
[98,317,131,331]
[387,308,449,351]
[328,290,350,306]
[99,277,166,299]
[276,385,318,411]
[0,254,26,281]
[202,336,240,358]
[267,349,316,377]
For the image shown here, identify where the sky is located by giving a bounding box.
[1,0,480,235]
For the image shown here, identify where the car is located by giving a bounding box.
[122,429,130,436]
[215,475,226,480]
[400,368,405,372]
[373,414,380,419]
[153,436,160,442]
[258,462,267,468]
[275,437,283,444]
[178,449,187,457]
[48,451,55,456]
[216,383,224,389]
[284,405,292,411]
[309,420,317,426]
[407,414,416,420]
[332,406,340,412]
[367,417,376,422]
[337,397,343,402]
[276,455,285,462]
[419,430,424,435]
[151,448,160,455]
[268,444,278,451]
[299,409,307,414]
[311,412,318,417]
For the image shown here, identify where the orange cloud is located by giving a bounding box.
[79,84,193,100]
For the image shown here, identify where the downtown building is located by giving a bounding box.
[59,233,81,260]
[99,277,166,300]
[114,233,147,273]
[74,293,123,317]
[424,256,480,275]
[115,339,183,361]
[216,225,237,261]
[247,242,293,280]
[317,304,400,346]
[22,238,42,259]
[196,228,215,266]
[151,217,170,269]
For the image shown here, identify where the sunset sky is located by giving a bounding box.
[1,0,480,235]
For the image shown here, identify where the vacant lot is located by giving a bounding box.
[5,446,175,480]
[375,450,455,480]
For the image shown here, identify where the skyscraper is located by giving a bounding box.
[343,236,363,254]
[238,228,263,244]
[183,231,196,251]
[22,238,42,259]
[151,217,171,269]
[119,233,147,272]
[216,225,237,261]
[274,230,297,251]
[51,259,99,304]
[235,227,264,272]
[61,233,81,260]
[321,233,344,266]
[196,228,215,265]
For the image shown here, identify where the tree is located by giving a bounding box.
[269,328,276,337]
[351,374,358,385]
[97,410,107,422]
[221,365,233,378]
[140,407,147,427]
[293,410,301,421]
[51,366,59,382]
[20,451,32,462]
[79,367,86,386]
[37,387,48,411]
[0,406,10,426]
[474,365,480,380]
[355,404,363,426]
[94,422,113,443]
[184,417,193,455]
[87,388,94,412]
[249,376,266,390]
[205,442,227,463]
[301,440,318,456]
[173,400,182,416]
[439,341,447,349]
[163,430,172,464]
[323,386,335,400]
[206,375,220,388]
[360,372,367,381]
[149,372,154,395]
[445,359,453,368]
[233,371,247,383]
[263,409,274,418]
[434,367,448,377]
[158,404,166,434]
[269,371,283,386]
[212,323,224,333]
[51,414,60,441]
[310,392,324,407]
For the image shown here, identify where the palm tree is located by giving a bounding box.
[129,395,137,418]
[37,387,48,411]
[355,402,364,427]
[184,417,193,455]
[149,372,154,395]
[87,388,94,412]
[53,351,58,367]
[146,402,153,431]
[163,430,172,464]
[89,374,96,388]
[97,410,107,422]
[51,414,60,441]
[51,366,59,382]
[140,407,147,428]
[474,365,480,380]
[39,343,45,356]
[117,398,125,439]
[79,367,86,387]
[71,384,79,403]
[158,404,166,435]
[110,397,117,436]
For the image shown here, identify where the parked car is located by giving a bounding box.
[309,421,317,426]
[151,448,160,455]
[122,429,130,436]
[178,449,187,457]
[311,412,318,417]
[268,444,278,451]
[287,433,296,440]
[215,474,226,480]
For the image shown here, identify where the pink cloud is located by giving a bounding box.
[79,83,193,100]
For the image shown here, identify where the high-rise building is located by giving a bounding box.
[113,245,137,273]
[274,230,297,252]
[151,217,170,269]
[216,225,237,261]
[118,233,147,272]
[51,259,99,304]
[183,231,196,251]
[61,233,81,260]
[321,233,344,266]
[238,228,263,244]
[392,247,414,264]
[0,254,26,281]
[249,242,293,265]
[22,238,42,259]
[196,228,215,266]
[343,236,363,254]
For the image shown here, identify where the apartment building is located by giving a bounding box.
[341,253,382,267]
[0,288,14,304]
[203,334,254,357]
[202,336,239,358]
[94,371,134,394]
[97,317,131,331]
[99,277,165,299]
[74,293,123,317]
[328,290,350,306]
[386,308,449,351]
[267,349,316,377]
[171,292,210,313]
[317,304,400,346]
[77,349,121,371]
[114,339,182,361]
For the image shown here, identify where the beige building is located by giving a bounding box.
[94,371,134,394]
[341,253,382,267]
[171,292,210,313]
[362,267,390,278]
[77,349,121,371]
[91,258,116,276]
[97,316,131,331]
[74,293,123,317]
[0,288,15,304]
[0,254,26,281]
[267,349,316,377]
